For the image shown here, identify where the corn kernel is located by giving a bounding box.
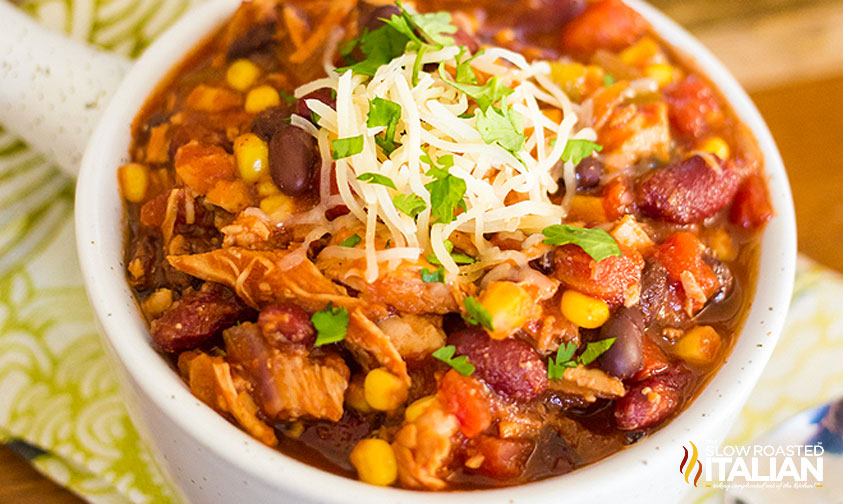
[256,174,280,198]
[350,439,398,486]
[551,62,586,85]
[233,133,269,182]
[346,376,373,413]
[673,325,721,365]
[644,63,675,87]
[560,290,610,329]
[118,162,149,203]
[142,288,173,318]
[479,281,533,340]
[697,136,731,161]
[259,194,295,216]
[364,368,408,411]
[226,59,261,91]
[244,85,281,114]
[404,395,436,422]
[620,37,660,67]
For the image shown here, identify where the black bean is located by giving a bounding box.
[226,21,276,60]
[268,123,317,196]
[250,106,292,142]
[597,307,644,379]
[575,157,603,189]
[529,252,556,275]
[703,255,734,303]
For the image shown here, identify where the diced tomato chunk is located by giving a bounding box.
[560,0,648,57]
[656,232,718,301]
[438,370,492,439]
[553,244,645,305]
[631,337,671,382]
[664,75,723,139]
[174,140,236,194]
[730,173,773,228]
[602,177,635,220]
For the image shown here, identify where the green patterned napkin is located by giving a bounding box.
[1,1,841,503]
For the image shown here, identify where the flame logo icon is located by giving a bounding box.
[679,441,703,487]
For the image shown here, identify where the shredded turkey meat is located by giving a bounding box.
[392,400,459,490]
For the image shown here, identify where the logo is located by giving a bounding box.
[679,441,703,487]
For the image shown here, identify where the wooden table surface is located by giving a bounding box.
[2,1,843,503]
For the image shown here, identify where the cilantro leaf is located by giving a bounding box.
[367,98,403,155]
[420,267,445,283]
[548,341,579,379]
[432,345,474,376]
[561,139,603,166]
[422,151,465,224]
[455,47,483,84]
[546,339,616,379]
[357,172,397,189]
[541,224,621,262]
[395,1,457,47]
[311,303,349,346]
[425,175,466,224]
[332,135,364,159]
[336,25,410,76]
[426,239,476,265]
[339,234,361,248]
[393,193,427,218]
[279,91,297,105]
[578,338,617,366]
[463,296,494,331]
[475,105,525,153]
[603,73,616,87]
[438,63,514,111]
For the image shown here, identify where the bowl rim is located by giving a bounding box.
[74,0,797,501]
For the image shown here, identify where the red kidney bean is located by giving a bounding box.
[615,366,689,430]
[363,5,401,32]
[268,123,317,196]
[296,88,335,121]
[250,105,293,142]
[517,0,586,35]
[453,28,481,54]
[575,157,603,189]
[449,327,547,401]
[257,302,316,347]
[636,155,741,224]
[226,21,276,60]
[150,283,251,352]
[471,436,534,480]
[597,307,644,379]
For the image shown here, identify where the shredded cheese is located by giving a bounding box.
[292,39,596,279]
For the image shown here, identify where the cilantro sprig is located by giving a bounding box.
[463,296,494,331]
[420,267,445,283]
[547,339,617,380]
[561,139,603,166]
[312,303,349,346]
[438,64,514,112]
[422,150,466,224]
[332,135,364,160]
[393,193,427,218]
[339,234,362,248]
[476,104,526,154]
[357,172,397,189]
[432,345,474,376]
[542,224,621,262]
[427,239,475,265]
[367,97,402,155]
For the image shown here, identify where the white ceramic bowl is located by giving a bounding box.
[74,1,797,502]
